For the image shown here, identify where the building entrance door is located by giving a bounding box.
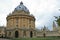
[15,31,19,38]
[30,31,33,37]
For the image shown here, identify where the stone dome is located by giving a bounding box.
[14,1,29,12]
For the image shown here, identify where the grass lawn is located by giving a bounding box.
[11,37,60,40]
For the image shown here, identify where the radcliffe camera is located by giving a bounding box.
[0,0,60,40]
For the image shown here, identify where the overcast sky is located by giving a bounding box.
[0,0,60,30]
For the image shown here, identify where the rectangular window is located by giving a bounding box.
[15,17,19,24]
[0,31,1,33]
[29,19,31,24]
[9,32,11,36]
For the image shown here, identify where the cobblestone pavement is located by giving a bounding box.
[0,38,11,40]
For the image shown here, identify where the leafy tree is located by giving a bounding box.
[54,16,60,26]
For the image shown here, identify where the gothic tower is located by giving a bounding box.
[53,21,56,31]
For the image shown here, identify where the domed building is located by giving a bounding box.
[0,1,60,38]
[6,2,36,38]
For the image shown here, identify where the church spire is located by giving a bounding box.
[53,21,56,27]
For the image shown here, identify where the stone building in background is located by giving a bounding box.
[0,26,5,38]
